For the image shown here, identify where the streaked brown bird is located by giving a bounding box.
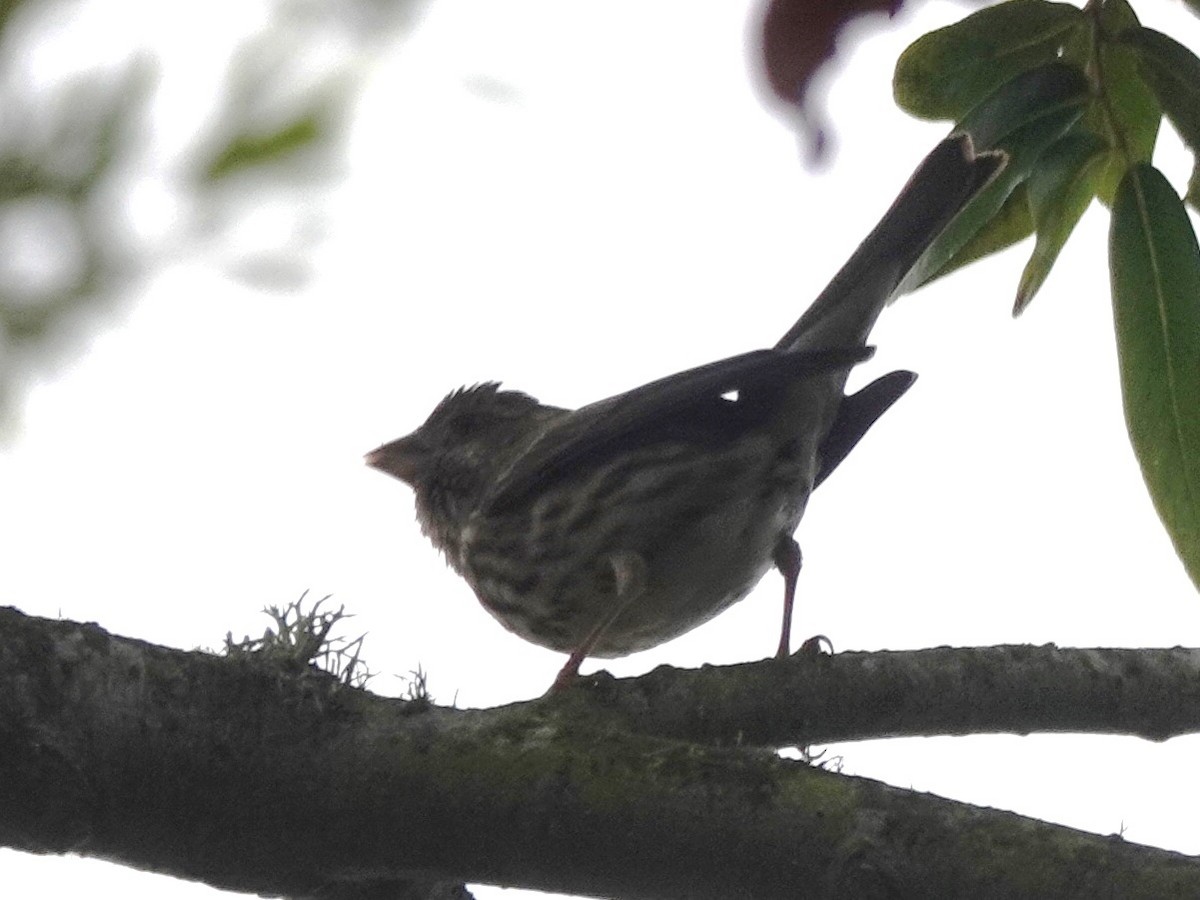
[367,135,1003,688]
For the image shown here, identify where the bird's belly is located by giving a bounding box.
[460,445,813,658]
[586,495,797,656]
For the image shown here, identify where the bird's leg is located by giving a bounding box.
[551,552,647,691]
[773,537,802,658]
[773,537,832,657]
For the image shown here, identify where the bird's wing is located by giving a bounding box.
[481,345,872,514]
[814,370,916,489]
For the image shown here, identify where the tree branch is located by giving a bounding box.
[2,606,1198,899]
[583,643,1200,746]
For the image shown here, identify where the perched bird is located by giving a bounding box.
[367,135,1004,688]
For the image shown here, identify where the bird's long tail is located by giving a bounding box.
[776,135,1005,354]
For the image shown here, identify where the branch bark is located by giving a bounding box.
[588,643,1200,746]
[2,606,1198,899]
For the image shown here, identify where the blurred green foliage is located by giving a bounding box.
[0,0,425,432]
[205,113,325,181]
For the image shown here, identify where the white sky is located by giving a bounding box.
[4,1,1200,897]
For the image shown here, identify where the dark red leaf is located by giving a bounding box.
[760,0,904,107]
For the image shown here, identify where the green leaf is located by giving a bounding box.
[205,113,324,181]
[1082,0,1161,204]
[894,0,1085,121]
[900,63,1089,290]
[924,183,1033,285]
[1189,159,1200,212]
[1110,163,1200,592]
[1014,131,1107,314]
[956,62,1090,153]
[1119,27,1200,154]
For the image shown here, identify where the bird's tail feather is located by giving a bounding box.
[776,135,1005,354]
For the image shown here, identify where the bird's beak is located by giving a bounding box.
[364,432,427,485]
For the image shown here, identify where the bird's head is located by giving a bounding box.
[366,384,547,557]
